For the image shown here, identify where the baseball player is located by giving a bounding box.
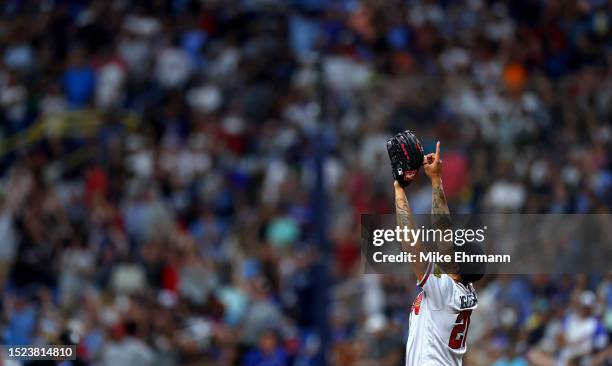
[387,131,486,366]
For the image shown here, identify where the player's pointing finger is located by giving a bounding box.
[435,141,441,160]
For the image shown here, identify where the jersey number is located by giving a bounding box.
[448,310,472,349]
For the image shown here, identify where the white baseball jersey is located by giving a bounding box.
[405,262,478,366]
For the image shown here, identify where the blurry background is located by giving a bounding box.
[0,0,611,365]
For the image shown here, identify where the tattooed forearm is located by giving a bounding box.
[431,184,451,229]
[395,194,415,252]
[431,183,459,274]
[394,184,428,280]
[432,185,450,215]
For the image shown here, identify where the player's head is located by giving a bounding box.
[456,242,486,284]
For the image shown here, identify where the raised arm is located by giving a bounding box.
[394,181,428,282]
[428,143,450,215]
[424,142,459,274]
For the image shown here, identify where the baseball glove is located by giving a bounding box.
[386,130,424,187]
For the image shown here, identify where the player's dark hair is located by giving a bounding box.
[456,242,486,284]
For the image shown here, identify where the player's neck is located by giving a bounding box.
[449,273,463,283]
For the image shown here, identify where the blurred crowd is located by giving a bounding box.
[1,0,611,365]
